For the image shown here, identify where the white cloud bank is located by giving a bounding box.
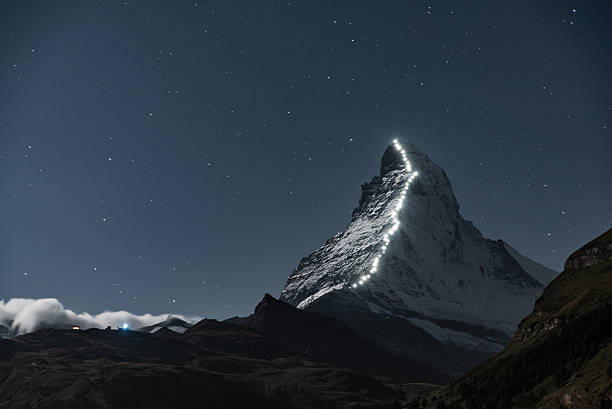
[0,298,199,336]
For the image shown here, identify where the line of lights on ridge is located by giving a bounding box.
[351,139,418,289]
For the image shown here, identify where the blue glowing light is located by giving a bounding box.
[121,323,129,330]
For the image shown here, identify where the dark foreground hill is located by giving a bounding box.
[410,228,612,409]
[0,295,446,409]
[226,293,448,384]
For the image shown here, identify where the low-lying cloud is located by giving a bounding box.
[0,298,199,336]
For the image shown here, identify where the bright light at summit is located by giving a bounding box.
[351,140,418,288]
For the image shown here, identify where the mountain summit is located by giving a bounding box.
[280,140,554,376]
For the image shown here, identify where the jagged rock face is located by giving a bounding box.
[280,141,546,375]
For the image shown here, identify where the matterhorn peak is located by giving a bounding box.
[378,140,425,174]
[280,140,551,376]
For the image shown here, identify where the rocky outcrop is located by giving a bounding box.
[564,232,612,270]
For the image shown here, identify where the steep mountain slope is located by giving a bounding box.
[227,293,450,384]
[502,241,559,285]
[280,141,547,375]
[414,228,612,409]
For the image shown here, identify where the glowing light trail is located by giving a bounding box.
[351,139,418,289]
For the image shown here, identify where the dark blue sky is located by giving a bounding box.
[1,0,610,319]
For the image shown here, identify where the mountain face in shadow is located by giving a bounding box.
[412,228,612,409]
[280,141,554,376]
[227,293,450,384]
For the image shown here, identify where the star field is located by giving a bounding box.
[0,1,610,319]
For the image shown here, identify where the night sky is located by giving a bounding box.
[1,1,611,319]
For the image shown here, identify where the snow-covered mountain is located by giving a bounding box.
[136,316,192,334]
[280,141,554,376]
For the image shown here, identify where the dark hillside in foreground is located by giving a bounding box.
[227,293,449,384]
[412,228,612,409]
[0,295,446,409]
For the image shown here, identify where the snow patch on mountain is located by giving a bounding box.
[405,317,504,352]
